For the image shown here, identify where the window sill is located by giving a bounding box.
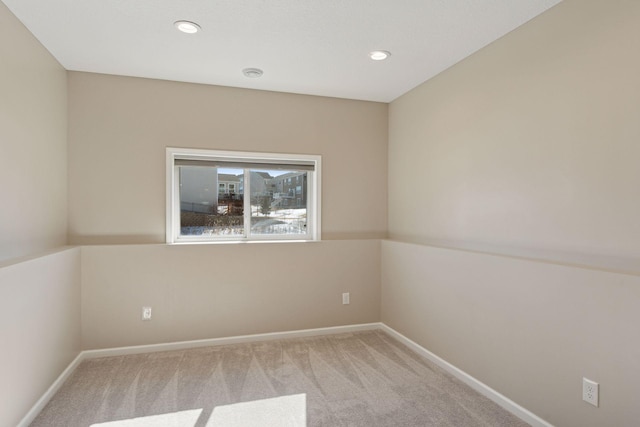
[166,239,321,246]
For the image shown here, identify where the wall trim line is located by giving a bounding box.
[379,323,554,427]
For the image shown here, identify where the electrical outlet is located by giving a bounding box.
[342,293,350,305]
[583,378,599,407]
[142,306,152,321]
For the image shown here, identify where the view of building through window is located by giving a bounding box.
[179,167,308,237]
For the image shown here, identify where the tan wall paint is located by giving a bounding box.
[81,240,380,350]
[389,0,640,268]
[0,5,77,424]
[68,72,388,244]
[0,2,68,263]
[381,241,640,427]
[386,2,640,426]
[69,73,386,354]
[0,248,81,427]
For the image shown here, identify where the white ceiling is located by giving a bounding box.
[3,0,561,102]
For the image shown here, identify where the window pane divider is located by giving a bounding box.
[243,169,251,238]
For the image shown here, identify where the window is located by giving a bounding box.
[166,148,321,243]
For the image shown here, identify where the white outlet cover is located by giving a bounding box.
[342,293,350,305]
[142,306,152,320]
[582,378,599,407]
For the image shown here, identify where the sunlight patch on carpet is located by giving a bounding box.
[90,409,202,426]
[207,394,306,427]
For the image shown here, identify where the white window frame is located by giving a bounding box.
[166,147,321,244]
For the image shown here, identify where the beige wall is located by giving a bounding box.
[68,72,388,244]
[0,2,67,263]
[389,0,640,269]
[381,241,640,427]
[69,72,386,354]
[386,1,640,426]
[0,5,77,425]
[81,240,380,349]
[0,248,81,427]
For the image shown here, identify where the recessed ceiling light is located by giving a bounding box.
[242,68,264,78]
[174,20,200,34]
[369,50,391,61]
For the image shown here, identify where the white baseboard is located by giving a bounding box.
[17,352,85,427]
[379,323,553,427]
[83,323,381,359]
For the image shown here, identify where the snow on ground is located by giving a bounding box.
[182,208,307,236]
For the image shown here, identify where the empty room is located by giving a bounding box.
[1,0,639,426]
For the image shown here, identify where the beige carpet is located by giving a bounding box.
[30,330,529,426]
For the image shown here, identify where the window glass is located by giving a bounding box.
[179,167,244,237]
[250,170,307,236]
